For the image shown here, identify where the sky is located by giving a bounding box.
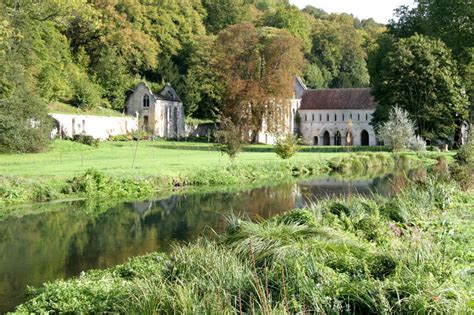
[289,0,416,24]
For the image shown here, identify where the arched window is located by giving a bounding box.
[305,114,307,121]
[358,113,360,121]
[327,114,329,121]
[319,114,322,121]
[342,114,345,121]
[350,113,353,119]
[366,113,368,121]
[143,94,150,108]
[334,114,337,121]
[312,114,315,121]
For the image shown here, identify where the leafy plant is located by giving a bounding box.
[274,133,300,159]
[215,117,244,161]
[377,106,417,152]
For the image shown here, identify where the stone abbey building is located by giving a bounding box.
[298,87,378,146]
[260,78,378,146]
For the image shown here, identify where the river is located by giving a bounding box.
[0,171,405,311]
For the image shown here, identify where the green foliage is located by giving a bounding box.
[451,131,474,189]
[370,34,469,142]
[389,0,473,105]
[262,4,312,51]
[216,118,244,161]
[72,135,99,147]
[202,0,248,33]
[66,169,153,199]
[274,133,300,159]
[377,106,417,152]
[454,131,474,165]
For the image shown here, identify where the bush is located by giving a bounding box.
[454,130,474,165]
[215,117,244,161]
[274,133,300,159]
[0,89,52,153]
[377,106,416,152]
[131,130,150,141]
[109,134,130,141]
[408,135,426,152]
[72,135,99,147]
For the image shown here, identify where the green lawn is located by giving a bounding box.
[0,140,451,179]
[0,140,344,178]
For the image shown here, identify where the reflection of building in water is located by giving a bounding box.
[130,201,153,216]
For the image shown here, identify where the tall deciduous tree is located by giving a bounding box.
[370,34,469,142]
[389,0,474,117]
[214,23,305,142]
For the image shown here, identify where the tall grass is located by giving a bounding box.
[16,178,473,314]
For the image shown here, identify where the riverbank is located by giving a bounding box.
[0,140,444,208]
[15,177,473,313]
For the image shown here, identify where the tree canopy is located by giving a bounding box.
[214,23,305,141]
[370,34,468,142]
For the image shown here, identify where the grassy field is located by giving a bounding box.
[0,140,450,179]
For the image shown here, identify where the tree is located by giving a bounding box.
[377,106,416,152]
[389,0,474,120]
[216,117,244,161]
[213,23,305,142]
[370,34,469,142]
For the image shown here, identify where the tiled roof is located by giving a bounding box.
[300,88,377,110]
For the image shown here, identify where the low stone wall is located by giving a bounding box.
[50,113,138,140]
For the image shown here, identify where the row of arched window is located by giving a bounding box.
[304,112,370,123]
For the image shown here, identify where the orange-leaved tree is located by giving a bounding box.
[213,23,305,143]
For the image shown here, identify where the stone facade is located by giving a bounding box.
[126,82,185,138]
[50,113,138,140]
[299,109,376,146]
[298,88,378,146]
[259,78,379,146]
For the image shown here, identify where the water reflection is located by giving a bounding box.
[0,172,405,311]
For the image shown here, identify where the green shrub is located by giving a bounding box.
[109,134,130,141]
[72,134,99,147]
[215,117,244,161]
[274,133,300,159]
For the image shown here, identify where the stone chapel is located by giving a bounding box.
[126,82,185,138]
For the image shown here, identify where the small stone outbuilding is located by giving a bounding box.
[126,82,185,138]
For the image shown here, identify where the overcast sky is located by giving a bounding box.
[289,0,416,24]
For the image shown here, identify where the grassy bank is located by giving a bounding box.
[0,140,448,208]
[15,178,473,313]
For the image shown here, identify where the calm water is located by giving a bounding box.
[0,173,401,311]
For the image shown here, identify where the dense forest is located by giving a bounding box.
[0,0,472,152]
[0,0,385,150]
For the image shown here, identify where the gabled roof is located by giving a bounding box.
[131,82,182,103]
[295,76,307,91]
[300,88,377,110]
[158,83,181,102]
